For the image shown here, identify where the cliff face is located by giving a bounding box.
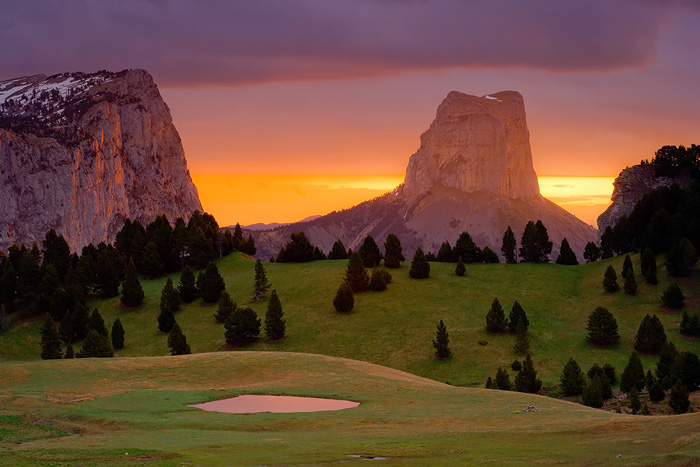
[252,91,597,261]
[0,69,202,252]
[597,164,693,235]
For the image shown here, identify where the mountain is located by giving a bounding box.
[0,69,202,252]
[251,91,597,261]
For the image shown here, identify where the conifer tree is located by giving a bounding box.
[157,305,176,333]
[586,306,619,346]
[224,306,261,345]
[327,239,348,260]
[160,277,181,313]
[178,266,198,303]
[485,377,496,389]
[620,351,645,393]
[624,268,638,295]
[514,353,542,393]
[77,329,114,358]
[432,319,451,360]
[436,242,453,262]
[59,309,75,343]
[629,388,641,414]
[649,381,665,402]
[668,379,690,414]
[345,252,370,292]
[264,290,286,341]
[485,298,507,333]
[495,367,512,390]
[232,223,245,251]
[40,314,63,360]
[121,258,145,307]
[621,254,633,278]
[560,357,585,396]
[409,248,430,279]
[583,241,601,263]
[64,342,75,359]
[200,262,225,303]
[141,241,164,278]
[582,374,604,408]
[501,226,517,264]
[72,303,90,340]
[253,259,271,300]
[111,318,124,350]
[333,282,354,313]
[481,247,499,263]
[634,314,666,353]
[508,301,529,333]
[680,310,700,336]
[656,341,679,388]
[383,234,404,268]
[214,291,237,323]
[603,265,619,292]
[455,257,466,276]
[645,369,656,392]
[555,238,579,265]
[513,318,530,354]
[666,238,698,277]
[89,308,108,337]
[359,235,383,268]
[369,267,388,291]
[640,247,657,284]
[661,282,684,309]
[453,231,482,263]
[167,322,191,356]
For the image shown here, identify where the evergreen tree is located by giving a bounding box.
[486,298,508,333]
[603,265,619,292]
[333,282,354,313]
[64,342,75,359]
[42,229,71,281]
[59,309,75,343]
[455,257,466,276]
[495,367,512,390]
[157,305,176,333]
[514,353,542,393]
[120,258,145,307]
[680,311,700,336]
[656,341,679,388]
[485,377,496,389]
[600,226,615,259]
[501,226,517,264]
[344,252,370,292]
[383,234,404,268]
[622,254,633,279]
[232,223,245,251]
[670,351,700,391]
[513,318,530,354]
[640,247,658,284]
[167,322,191,355]
[224,306,261,345]
[243,234,257,256]
[409,248,430,279]
[77,329,113,358]
[253,259,271,300]
[583,241,601,263]
[200,262,225,303]
[582,374,604,408]
[511,360,522,371]
[624,268,638,295]
[89,308,108,337]
[560,357,585,396]
[666,238,698,277]
[453,231,481,263]
[40,314,63,360]
[645,369,656,392]
[649,381,665,402]
[668,379,690,414]
[481,247,499,263]
[111,318,124,350]
[213,291,237,323]
[72,303,90,340]
[629,387,641,415]
[141,241,164,278]
[358,235,383,268]
[432,319,451,360]
[436,242,453,262]
[96,245,122,297]
[327,239,348,260]
[160,277,181,313]
[661,282,684,308]
[555,238,579,265]
[588,364,615,398]
[178,266,198,303]
[264,290,286,341]
[0,263,17,309]
[508,301,529,333]
[634,314,667,353]
[369,267,388,291]
[620,351,645,393]
[276,232,315,262]
[312,246,327,261]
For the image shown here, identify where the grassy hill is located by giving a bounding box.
[1,352,699,466]
[1,253,698,391]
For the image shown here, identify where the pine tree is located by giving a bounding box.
[436,242,453,262]
[640,247,657,284]
[224,306,261,345]
[409,248,430,279]
[624,268,638,295]
[586,306,619,346]
[141,241,164,278]
[328,239,348,260]
[214,291,237,323]
[432,319,451,360]
[369,267,388,291]
[72,303,90,340]
[200,262,225,303]
[77,329,114,358]
[453,231,482,263]
[167,322,191,356]
[514,353,542,393]
[59,309,75,343]
[649,381,665,402]
[555,238,578,265]
[383,234,404,268]
[634,314,666,353]
[481,247,499,263]
[620,351,645,393]
[508,301,529,333]
[333,282,354,313]
[253,259,271,300]
[668,379,690,414]
[603,265,619,292]
[680,310,700,336]
[232,223,245,251]
[513,318,530,354]
[485,377,496,389]
[358,235,383,268]
[666,238,698,277]
[560,357,585,396]
[312,246,326,261]
[583,242,601,263]
[656,341,679,388]
[89,308,108,337]
[111,318,124,350]
[120,258,145,307]
[495,367,512,390]
[621,254,633,278]
[587,364,614,399]
[501,226,517,264]
[40,314,63,360]
[455,257,466,276]
[661,282,684,309]
[629,387,641,414]
[64,342,75,359]
[345,252,370,292]
[264,290,286,341]
[178,266,198,303]
[582,374,604,408]
[157,305,176,333]
[485,298,508,333]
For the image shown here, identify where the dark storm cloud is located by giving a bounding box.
[0,0,686,86]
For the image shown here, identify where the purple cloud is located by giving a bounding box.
[0,0,688,87]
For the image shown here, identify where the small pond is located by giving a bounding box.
[188,395,360,414]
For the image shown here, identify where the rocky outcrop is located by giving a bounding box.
[0,69,202,252]
[597,164,693,235]
[252,91,597,261]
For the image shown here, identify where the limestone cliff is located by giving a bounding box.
[0,69,202,252]
[252,91,597,261]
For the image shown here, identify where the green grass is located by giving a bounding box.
[1,253,698,390]
[1,352,699,465]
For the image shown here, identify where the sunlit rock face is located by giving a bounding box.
[0,69,202,251]
[251,91,597,261]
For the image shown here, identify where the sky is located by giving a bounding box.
[1,0,698,227]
